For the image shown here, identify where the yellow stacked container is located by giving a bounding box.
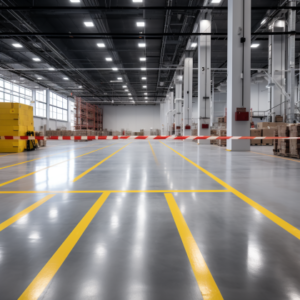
[0,103,34,153]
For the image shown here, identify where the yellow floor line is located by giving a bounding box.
[0,190,230,194]
[251,151,300,163]
[0,145,113,188]
[160,141,300,240]
[165,193,223,300]
[73,143,131,182]
[18,192,110,300]
[0,153,16,158]
[0,194,56,231]
[148,141,159,165]
[0,142,107,170]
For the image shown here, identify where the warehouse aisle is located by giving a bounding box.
[0,141,300,300]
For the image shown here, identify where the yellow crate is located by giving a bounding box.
[0,103,35,153]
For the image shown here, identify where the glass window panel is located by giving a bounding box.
[4,93,10,101]
[20,98,25,104]
[5,81,11,89]
[13,85,19,92]
[13,96,19,103]
[0,79,3,87]
[63,110,68,121]
[20,87,25,94]
[63,99,68,109]
[25,100,30,105]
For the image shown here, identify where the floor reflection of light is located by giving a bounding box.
[81,280,99,298]
[49,209,58,219]
[288,286,300,300]
[29,232,40,240]
[247,243,263,273]
[95,244,107,257]
[17,214,28,225]
[180,205,185,214]
[111,215,119,229]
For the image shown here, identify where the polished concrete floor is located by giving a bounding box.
[0,141,299,300]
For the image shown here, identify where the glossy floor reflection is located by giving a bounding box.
[0,140,299,300]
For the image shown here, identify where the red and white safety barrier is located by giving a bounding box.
[1,136,300,141]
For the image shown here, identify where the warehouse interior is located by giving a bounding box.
[0,1,300,300]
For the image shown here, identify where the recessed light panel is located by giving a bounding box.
[138,43,146,48]
[12,43,23,48]
[136,22,145,27]
[97,43,105,48]
[84,22,94,27]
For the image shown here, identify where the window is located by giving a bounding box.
[0,78,32,105]
[50,91,68,121]
[35,90,46,118]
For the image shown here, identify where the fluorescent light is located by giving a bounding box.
[143,85,147,88]
[112,68,118,71]
[132,0,143,2]
[140,57,146,61]
[37,77,42,80]
[97,43,105,48]
[84,22,94,27]
[123,85,127,88]
[276,20,285,28]
[251,44,260,48]
[49,68,55,71]
[145,97,148,99]
[129,97,133,99]
[261,18,267,25]
[128,93,132,95]
[144,93,148,95]
[211,0,222,3]
[106,57,112,61]
[63,77,69,80]
[32,58,41,62]
[136,22,145,27]
[141,68,146,71]
[117,77,122,80]
[79,86,82,88]
[142,77,147,80]
[12,43,23,48]
[125,89,129,92]
[191,43,197,48]
[138,43,146,48]
[70,0,80,2]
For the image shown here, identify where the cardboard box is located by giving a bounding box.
[250,129,262,145]
[275,115,283,122]
[262,129,275,146]
[257,122,285,130]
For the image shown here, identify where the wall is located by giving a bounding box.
[34,117,71,132]
[101,105,160,135]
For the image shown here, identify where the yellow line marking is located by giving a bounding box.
[251,151,300,163]
[0,194,56,231]
[226,149,231,152]
[0,153,16,158]
[0,145,113,188]
[165,193,223,300]
[73,143,131,182]
[18,192,110,300]
[0,190,230,194]
[0,142,107,170]
[148,141,159,165]
[160,141,300,240]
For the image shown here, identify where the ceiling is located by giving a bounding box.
[0,0,299,105]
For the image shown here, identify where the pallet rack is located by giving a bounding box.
[74,97,103,131]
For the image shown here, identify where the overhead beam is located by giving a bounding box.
[0,6,299,11]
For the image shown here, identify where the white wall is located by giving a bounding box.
[101,105,160,135]
[34,117,71,132]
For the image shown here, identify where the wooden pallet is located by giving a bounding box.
[251,143,261,146]
[262,143,272,146]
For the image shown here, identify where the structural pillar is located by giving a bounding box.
[288,0,296,123]
[198,14,211,143]
[175,71,183,136]
[227,0,251,151]
[169,91,174,135]
[183,53,193,136]
[46,88,50,130]
[271,21,286,120]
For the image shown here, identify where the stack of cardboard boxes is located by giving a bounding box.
[289,124,300,159]
[277,124,290,157]
[210,129,218,145]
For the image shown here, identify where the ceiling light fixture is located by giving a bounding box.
[112,68,118,71]
[117,77,122,80]
[128,93,132,95]
[211,0,222,3]
[70,0,80,2]
[32,58,41,62]
[251,44,260,48]
[63,77,69,80]
[142,77,147,80]
[49,68,55,71]
[144,93,148,95]
[191,43,197,48]
[37,77,42,80]
[140,57,146,61]
[143,86,147,88]
[106,57,112,61]
[12,43,23,48]
[138,43,146,48]
[141,68,146,71]
[132,0,143,2]
[97,43,105,48]
[79,86,82,88]
[123,85,127,88]
[136,22,145,27]
[261,18,267,25]
[84,21,94,27]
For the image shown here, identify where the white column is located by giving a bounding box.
[198,15,211,143]
[271,21,285,120]
[227,0,251,151]
[210,74,215,127]
[183,54,193,136]
[175,71,183,136]
[46,89,50,130]
[288,0,296,123]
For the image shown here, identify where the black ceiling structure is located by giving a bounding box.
[0,0,299,105]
